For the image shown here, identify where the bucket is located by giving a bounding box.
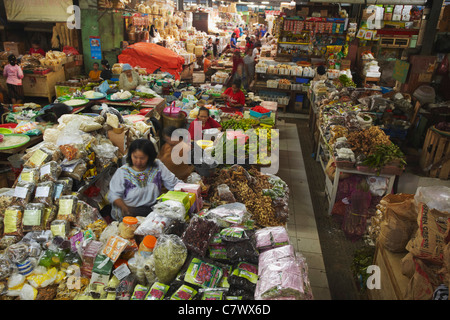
[162,111,186,129]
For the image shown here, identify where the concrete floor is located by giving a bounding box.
[277,117,367,300]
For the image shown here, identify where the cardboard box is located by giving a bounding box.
[3,42,26,56]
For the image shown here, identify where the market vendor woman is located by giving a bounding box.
[108,139,183,220]
[221,79,246,111]
[188,106,222,141]
[119,63,144,91]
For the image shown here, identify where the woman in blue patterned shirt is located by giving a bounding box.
[108,139,183,221]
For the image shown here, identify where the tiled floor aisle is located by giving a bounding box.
[276,119,332,300]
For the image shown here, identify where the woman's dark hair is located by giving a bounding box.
[163,125,178,138]
[93,62,99,67]
[232,79,241,88]
[150,25,157,38]
[198,106,210,116]
[205,52,211,58]
[126,139,158,168]
[317,65,326,75]
[32,40,40,45]
[8,54,16,65]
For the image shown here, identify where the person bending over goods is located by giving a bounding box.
[108,139,183,220]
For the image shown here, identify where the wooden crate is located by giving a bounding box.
[367,244,410,300]
[419,127,450,180]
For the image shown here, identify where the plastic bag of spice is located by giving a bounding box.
[53,178,73,200]
[3,205,24,237]
[181,215,220,257]
[17,167,40,185]
[33,181,55,207]
[60,160,87,182]
[22,203,45,233]
[227,262,259,299]
[12,182,35,207]
[223,229,259,265]
[153,234,188,284]
[39,161,62,183]
[56,195,78,224]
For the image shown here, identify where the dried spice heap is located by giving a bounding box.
[206,166,287,227]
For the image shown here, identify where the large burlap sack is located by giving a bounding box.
[378,194,417,253]
[401,252,416,279]
[404,257,443,300]
[406,203,450,265]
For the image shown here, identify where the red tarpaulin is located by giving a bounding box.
[118,42,185,80]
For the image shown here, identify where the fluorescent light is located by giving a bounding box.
[261,1,269,3]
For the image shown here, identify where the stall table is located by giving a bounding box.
[22,68,66,103]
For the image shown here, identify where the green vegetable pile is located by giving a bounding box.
[362,143,406,173]
[221,118,260,131]
[350,246,376,293]
[339,74,356,88]
[130,90,155,99]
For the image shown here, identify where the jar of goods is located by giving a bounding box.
[119,216,138,239]
[139,235,157,252]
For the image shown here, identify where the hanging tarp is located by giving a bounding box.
[118,42,185,80]
[4,0,74,22]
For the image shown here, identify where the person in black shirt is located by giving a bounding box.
[100,59,113,80]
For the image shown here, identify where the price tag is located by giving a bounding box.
[113,263,131,281]
[23,209,41,226]
[58,199,74,216]
[40,164,51,176]
[35,186,50,198]
[29,149,48,167]
[14,186,28,199]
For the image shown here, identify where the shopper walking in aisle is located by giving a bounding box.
[204,37,214,56]
[239,24,244,37]
[243,48,255,92]
[3,54,24,104]
[158,126,194,181]
[108,139,183,220]
[213,38,221,58]
[230,33,238,50]
[230,50,244,86]
[234,25,241,38]
[252,42,262,62]
[245,36,255,51]
[259,25,267,38]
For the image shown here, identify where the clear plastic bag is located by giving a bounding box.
[60,159,87,181]
[414,186,450,213]
[3,205,24,237]
[91,143,119,170]
[34,181,55,207]
[53,178,73,200]
[56,195,78,224]
[12,181,35,207]
[75,201,102,229]
[255,226,290,252]
[255,257,311,300]
[39,161,62,183]
[0,254,13,280]
[217,184,236,203]
[181,215,220,257]
[23,148,53,168]
[17,167,39,185]
[207,203,248,228]
[23,203,45,233]
[135,211,173,238]
[153,234,188,284]
[152,200,186,221]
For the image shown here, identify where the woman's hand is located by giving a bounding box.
[114,199,131,216]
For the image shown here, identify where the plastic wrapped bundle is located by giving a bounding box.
[181,215,220,257]
[254,226,290,252]
[135,212,173,238]
[153,234,188,284]
[258,245,296,275]
[255,255,313,300]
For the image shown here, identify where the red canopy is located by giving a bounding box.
[118,42,185,80]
